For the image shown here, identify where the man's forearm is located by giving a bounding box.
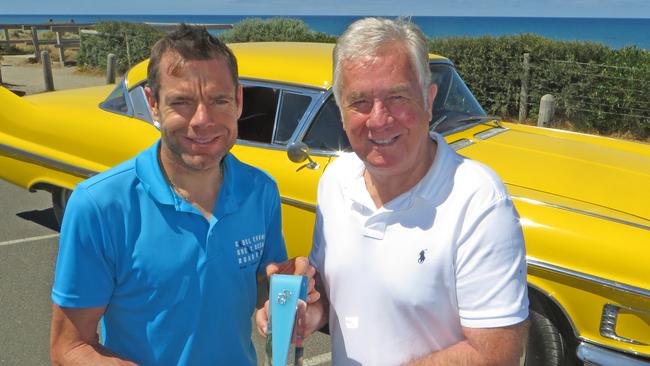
[50,305,137,366]
[406,339,516,366]
[406,321,528,366]
[52,342,137,366]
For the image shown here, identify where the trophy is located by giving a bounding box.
[265,274,308,366]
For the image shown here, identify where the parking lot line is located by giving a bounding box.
[304,352,332,365]
[0,233,59,246]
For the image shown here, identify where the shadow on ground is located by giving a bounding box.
[16,208,60,232]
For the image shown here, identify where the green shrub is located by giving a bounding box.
[77,22,164,73]
[430,34,650,139]
[0,44,24,55]
[219,17,336,43]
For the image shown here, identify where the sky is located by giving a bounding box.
[2,0,650,18]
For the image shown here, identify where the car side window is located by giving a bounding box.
[128,85,155,126]
[238,86,280,143]
[302,96,351,152]
[274,92,312,144]
[99,83,130,115]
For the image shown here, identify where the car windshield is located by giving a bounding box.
[302,62,487,153]
[429,63,487,133]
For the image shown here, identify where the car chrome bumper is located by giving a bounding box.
[577,342,650,366]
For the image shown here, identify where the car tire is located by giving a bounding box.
[52,187,72,228]
[524,307,567,366]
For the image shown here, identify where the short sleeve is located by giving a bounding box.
[455,198,529,328]
[308,206,326,272]
[51,186,115,308]
[258,183,288,274]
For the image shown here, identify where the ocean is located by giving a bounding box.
[1,14,649,50]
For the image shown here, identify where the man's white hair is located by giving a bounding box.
[332,17,432,105]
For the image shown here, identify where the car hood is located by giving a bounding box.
[22,84,115,111]
[458,123,650,223]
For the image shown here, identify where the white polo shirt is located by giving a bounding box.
[309,132,528,366]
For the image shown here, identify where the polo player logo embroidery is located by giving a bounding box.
[418,249,427,264]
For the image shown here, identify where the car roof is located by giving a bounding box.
[126,42,449,90]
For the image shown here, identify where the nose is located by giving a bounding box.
[189,102,211,129]
[366,99,393,130]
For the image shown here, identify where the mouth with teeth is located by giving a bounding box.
[370,136,399,145]
[186,136,218,145]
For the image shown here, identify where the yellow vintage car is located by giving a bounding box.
[1,42,649,365]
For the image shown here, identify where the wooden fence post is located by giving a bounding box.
[538,94,556,127]
[42,50,54,91]
[519,53,530,121]
[124,33,132,67]
[31,26,41,63]
[56,31,66,64]
[106,53,117,84]
[3,28,10,49]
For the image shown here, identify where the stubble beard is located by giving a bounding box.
[161,130,235,173]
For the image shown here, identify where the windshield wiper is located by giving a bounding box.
[453,115,504,129]
[429,115,447,132]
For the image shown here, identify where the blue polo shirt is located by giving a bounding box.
[52,141,287,365]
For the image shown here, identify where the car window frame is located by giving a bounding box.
[99,79,159,129]
[99,80,135,118]
[236,79,328,151]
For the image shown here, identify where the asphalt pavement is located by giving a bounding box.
[0,179,331,365]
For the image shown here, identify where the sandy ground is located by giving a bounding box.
[0,54,107,95]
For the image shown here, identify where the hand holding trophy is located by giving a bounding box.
[256,257,319,366]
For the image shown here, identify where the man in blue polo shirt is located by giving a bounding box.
[50,25,300,365]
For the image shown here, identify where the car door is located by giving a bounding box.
[231,82,336,257]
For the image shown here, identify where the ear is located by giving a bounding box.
[235,84,243,119]
[144,86,159,121]
[426,83,438,119]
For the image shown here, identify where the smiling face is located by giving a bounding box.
[146,52,242,173]
[339,44,437,180]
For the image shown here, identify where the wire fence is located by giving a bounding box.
[457,53,650,139]
[529,57,650,131]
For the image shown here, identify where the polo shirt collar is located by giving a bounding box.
[342,131,451,213]
[135,140,174,205]
[135,140,240,218]
[213,154,240,219]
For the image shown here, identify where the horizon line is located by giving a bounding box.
[2,13,650,20]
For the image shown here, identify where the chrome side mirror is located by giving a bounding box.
[287,142,320,171]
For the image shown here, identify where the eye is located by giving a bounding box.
[170,99,190,106]
[213,98,230,105]
[349,99,371,111]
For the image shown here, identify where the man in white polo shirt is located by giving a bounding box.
[305,17,529,365]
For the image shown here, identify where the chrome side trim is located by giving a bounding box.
[280,196,316,212]
[0,144,97,179]
[449,139,474,151]
[236,139,288,150]
[527,257,650,298]
[577,342,650,366]
[473,126,509,140]
[512,195,650,232]
[601,304,649,345]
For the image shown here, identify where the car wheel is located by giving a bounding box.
[524,307,567,366]
[51,187,72,227]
